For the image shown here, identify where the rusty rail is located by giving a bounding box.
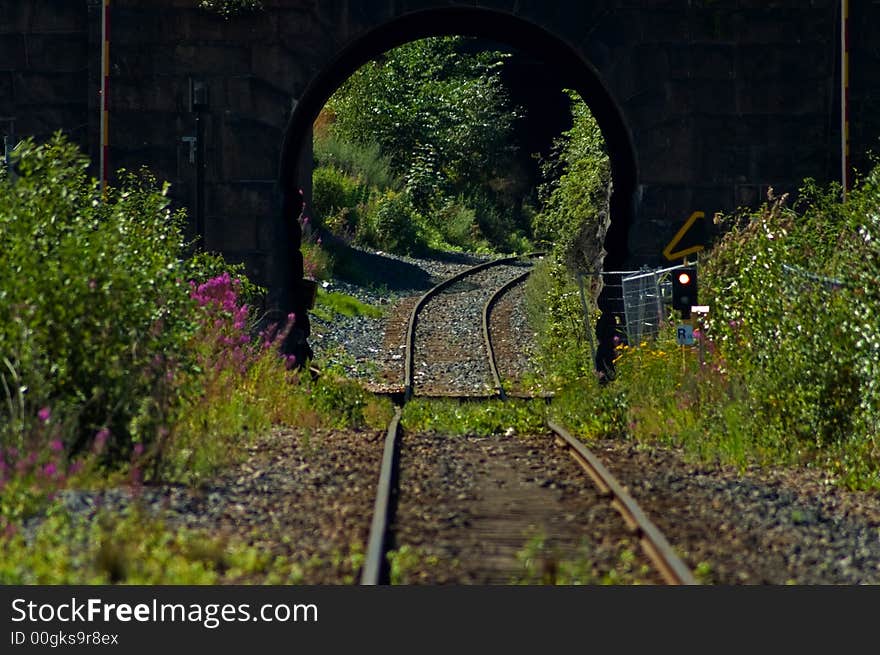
[360,408,402,585]
[482,267,535,399]
[547,420,698,585]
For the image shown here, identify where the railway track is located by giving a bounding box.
[404,253,542,399]
[361,255,697,585]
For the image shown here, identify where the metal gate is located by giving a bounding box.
[621,266,681,345]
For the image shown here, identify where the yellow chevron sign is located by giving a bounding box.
[663,211,705,261]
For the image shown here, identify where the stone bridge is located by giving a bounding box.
[2,1,878,361]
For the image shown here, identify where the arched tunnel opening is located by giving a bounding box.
[279,8,638,375]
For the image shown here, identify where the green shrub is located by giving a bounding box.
[311,165,368,233]
[314,132,400,191]
[701,173,880,485]
[524,255,598,387]
[198,0,263,18]
[362,191,425,254]
[533,91,610,271]
[0,134,194,457]
[0,503,303,585]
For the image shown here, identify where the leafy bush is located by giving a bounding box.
[0,134,194,458]
[362,191,426,254]
[533,91,611,272]
[524,255,598,387]
[700,173,880,485]
[311,165,368,234]
[198,0,262,18]
[313,131,400,192]
[326,37,519,192]
[319,36,530,255]
[541,165,880,489]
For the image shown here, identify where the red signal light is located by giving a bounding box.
[671,266,698,317]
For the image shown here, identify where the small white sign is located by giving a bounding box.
[676,324,694,346]
[691,305,710,314]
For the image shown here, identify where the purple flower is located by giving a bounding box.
[93,428,110,453]
[43,463,57,477]
[49,439,64,453]
[37,407,51,423]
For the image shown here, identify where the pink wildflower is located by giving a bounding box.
[94,428,110,453]
[37,407,51,423]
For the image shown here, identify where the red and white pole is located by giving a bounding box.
[100,0,110,192]
[841,0,850,197]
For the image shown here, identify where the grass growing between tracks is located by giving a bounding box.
[531,166,880,491]
[512,530,653,585]
[401,398,549,436]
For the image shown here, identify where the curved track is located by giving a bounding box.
[404,253,543,400]
[361,256,697,586]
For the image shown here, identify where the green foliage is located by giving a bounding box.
[533,91,611,271]
[311,288,383,323]
[308,372,392,431]
[387,545,442,585]
[512,530,651,585]
[551,376,628,441]
[361,191,426,255]
[311,165,369,235]
[524,255,598,388]
[318,36,532,255]
[699,173,880,486]
[313,133,400,192]
[401,398,548,436]
[0,503,303,584]
[0,134,194,457]
[539,165,880,490]
[327,37,519,195]
[198,0,263,18]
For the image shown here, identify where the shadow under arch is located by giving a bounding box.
[278,7,637,372]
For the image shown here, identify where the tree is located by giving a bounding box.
[325,37,521,214]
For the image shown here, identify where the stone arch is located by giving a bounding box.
[278,7,638,367]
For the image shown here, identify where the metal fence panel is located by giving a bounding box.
[621,266,681,345]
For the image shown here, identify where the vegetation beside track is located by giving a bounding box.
[531,165,880,491]
[0,136,393,581]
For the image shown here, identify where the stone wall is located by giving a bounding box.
[850,0,880,179]
[0,1,91,157]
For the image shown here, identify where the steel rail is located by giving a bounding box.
[547,420,698,585]
[360,407,402,585]
[482,268,534,399]
[403,252,543,401]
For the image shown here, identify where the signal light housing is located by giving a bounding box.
[671,266,697,318]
